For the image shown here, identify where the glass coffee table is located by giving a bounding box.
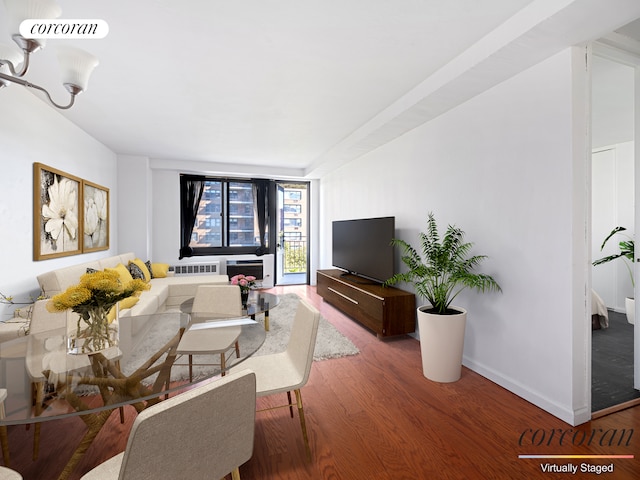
[180,290,280,331]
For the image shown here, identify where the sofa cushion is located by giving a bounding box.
[97,256,124,270]
[37,261,102,295]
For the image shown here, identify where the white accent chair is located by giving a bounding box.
[229,298,320,458]
[177,285,243,379]
[80,369,256,480]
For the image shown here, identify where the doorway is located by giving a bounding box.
[275,181,310,286]
[591,46,639,413]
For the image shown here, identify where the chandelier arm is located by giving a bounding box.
[0,71,76,109]
[0,52,29,77]
[12,50,30,77]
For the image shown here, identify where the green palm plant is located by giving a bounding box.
[592,226,635,288]
[384,212,502,314]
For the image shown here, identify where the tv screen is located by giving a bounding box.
[332,216,395,283]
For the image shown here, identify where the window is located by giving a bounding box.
[284,190,301,201]
[284,204,301,214]
[180,176,273,256]
[284,218,302,228]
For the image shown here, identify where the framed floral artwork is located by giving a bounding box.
[82,180,109,252]
[33,163,83,261]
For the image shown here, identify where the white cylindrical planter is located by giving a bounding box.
[417,306,467,383]
[625,297,635,325]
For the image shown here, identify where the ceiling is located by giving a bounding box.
[2,1,640,178]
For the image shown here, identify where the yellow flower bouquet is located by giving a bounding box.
[47,270,149,354]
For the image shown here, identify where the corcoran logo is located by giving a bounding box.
[519,428,634,447]
[19,19,109,39]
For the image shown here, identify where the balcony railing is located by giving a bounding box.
[282,237,307,273]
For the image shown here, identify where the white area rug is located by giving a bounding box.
[123,293,359,383]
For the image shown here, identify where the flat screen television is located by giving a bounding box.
[332,216,395,284]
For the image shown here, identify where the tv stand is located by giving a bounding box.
[317,269,416,338]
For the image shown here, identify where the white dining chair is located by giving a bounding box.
[229,298,320,459]
[80,369,257,480]
[177,285,243,380]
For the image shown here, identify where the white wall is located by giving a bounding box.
[319,48,590,425]
[0,87,118,318]
[118,155,152,259]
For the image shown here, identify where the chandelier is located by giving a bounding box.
[0,0,98,109]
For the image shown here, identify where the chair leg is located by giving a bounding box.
[32,381,45,461]
[188,354,194,382]
[0,425,9,467]
[0,401,10,467]
[287,392,294,418]
[294,389,312,460]
[221,353,226,377]
[231,467,241,480]
[235,341,240,358]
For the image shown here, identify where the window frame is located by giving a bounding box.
[180,175,276,257]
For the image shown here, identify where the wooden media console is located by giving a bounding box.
[317,269,416,338]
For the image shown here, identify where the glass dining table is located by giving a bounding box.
[180,290,280,330]
[0,310,266,480]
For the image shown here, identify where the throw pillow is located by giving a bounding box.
[130,258,152,282]
[86,267,99,274]
[107,296,140,322]
[151,262,170,278]
[145,260,154,278]
[127,262,146,281]
[106,263,134,285]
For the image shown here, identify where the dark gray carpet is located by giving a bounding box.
[592,309,639,412]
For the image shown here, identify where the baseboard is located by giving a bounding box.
[463,357,590,426]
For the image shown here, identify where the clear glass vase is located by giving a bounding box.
[67,304,119,355]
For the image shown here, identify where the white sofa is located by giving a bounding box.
[33,252,229,356]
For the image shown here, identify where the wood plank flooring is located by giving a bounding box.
[3,285,640,479]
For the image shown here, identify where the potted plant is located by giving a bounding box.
[592,226,635,324]
[385,212,501,382]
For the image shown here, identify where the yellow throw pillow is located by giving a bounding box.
[130,258,152,282]
[107,296,139,322]
[151,262,170,278]
[107,263,134,285]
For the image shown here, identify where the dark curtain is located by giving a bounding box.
[252,179,270,256]
[179,175,205,259]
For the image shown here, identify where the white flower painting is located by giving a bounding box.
[83,181,109,251]
[34,164,110,260]
[35,163,82,260]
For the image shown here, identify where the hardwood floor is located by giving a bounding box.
[3,285,640,479]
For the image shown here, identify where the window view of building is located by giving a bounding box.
[191,180,264,249]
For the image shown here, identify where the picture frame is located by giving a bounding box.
[82,179,110,252]
[33,163,83,261]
